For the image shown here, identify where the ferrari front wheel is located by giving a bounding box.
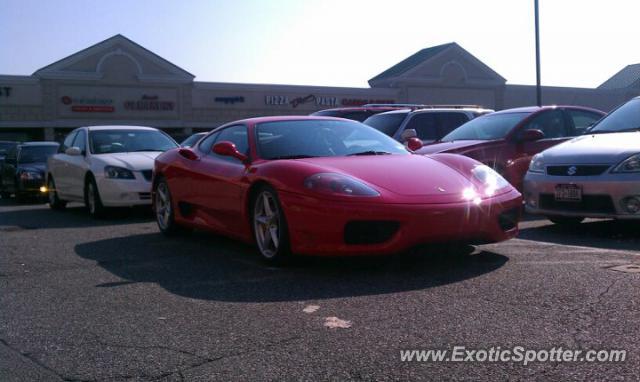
[154,178,189,236]
[252,186,291,264]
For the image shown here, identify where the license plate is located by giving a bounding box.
[554,184,582,202]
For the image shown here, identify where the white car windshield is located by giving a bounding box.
[89,130,177,154]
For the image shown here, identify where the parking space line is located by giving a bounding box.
[510,238,640,257]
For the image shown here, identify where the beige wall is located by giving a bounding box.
[502,85,636,111]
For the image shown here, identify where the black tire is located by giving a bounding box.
[47,176,67,210]
[0,180,10,199]
[84,176,106,218]
[154,177,190,235]
[548,216,584,225]
[251,185,291,264]
[15,192,27,203]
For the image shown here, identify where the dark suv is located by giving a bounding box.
[363,106,494,144]
[311,105,411,122]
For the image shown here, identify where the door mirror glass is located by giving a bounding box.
[65,147,82,156]
[520,129,545,142]
[400,128,418,142]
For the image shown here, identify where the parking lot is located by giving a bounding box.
[1,198,639,381]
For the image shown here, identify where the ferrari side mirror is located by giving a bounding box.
[213,141,249,163]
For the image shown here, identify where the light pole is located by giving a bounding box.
[534,0,542,106]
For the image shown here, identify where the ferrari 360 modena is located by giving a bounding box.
[152,116,522,262]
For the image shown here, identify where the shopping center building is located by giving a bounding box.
[1,34,638,142]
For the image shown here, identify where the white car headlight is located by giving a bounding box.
[528,154,545,173]
[104,166,135,179]
[471,165,510,196]
[612,153,640,173]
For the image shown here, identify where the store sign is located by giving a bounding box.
[0,87,13,97]
[290,94,316,108]
[61,95,115,113]
[215,96,245,105]
[315,96,337,107]
[266,94,338,108]
[265,95,289,105]
[124,95,174,111]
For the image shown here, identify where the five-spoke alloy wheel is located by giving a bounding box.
[252,185,290,263]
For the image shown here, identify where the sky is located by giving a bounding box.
[2,0,639,89]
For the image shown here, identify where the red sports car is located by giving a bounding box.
[152,116,522,263]
[416,106,605,191]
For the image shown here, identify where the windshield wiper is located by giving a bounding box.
[590,127,640,135]
[129,149,164,152]
[347,150,392,156]
[268,155,318,160]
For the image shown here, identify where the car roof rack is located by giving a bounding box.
[363,103,486,109]
[363,103,424,108]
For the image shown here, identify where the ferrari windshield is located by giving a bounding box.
[256,119,408,159]
[441,112,530,141]
[89,130,177,154]
[589,98,640,134]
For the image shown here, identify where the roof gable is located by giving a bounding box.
[369,43,505,87]
[369,43,455,82]
[33,34,194,83]
[598,64,640,89]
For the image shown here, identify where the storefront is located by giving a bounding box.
[1,35,637,142]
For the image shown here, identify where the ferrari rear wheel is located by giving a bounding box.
[252,185,291,264]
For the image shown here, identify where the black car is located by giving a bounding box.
[0,142,59,201]
[0,140,19,166]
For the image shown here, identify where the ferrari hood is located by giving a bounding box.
[297,155,473,199]
[93,151,161,170]
[416,140,489,155]
[540,132,640,165]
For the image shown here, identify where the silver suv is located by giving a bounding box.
[363,105,494,144]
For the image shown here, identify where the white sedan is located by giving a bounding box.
[46,125,178,217]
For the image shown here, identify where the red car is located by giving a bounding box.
[152,116,522,263]
[416,106,605,191]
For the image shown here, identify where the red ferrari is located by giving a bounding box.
[152,116,522,263]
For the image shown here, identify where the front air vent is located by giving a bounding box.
[344,221,399,245]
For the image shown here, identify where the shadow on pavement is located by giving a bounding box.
[75,231,508,303]
[518,219,640,252]
[0,202,153,229]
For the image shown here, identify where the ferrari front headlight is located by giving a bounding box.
[612,153,640,173]
[471,165,510,196]
[303,173,379,197]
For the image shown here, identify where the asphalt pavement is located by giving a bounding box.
[1,198,639,381]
